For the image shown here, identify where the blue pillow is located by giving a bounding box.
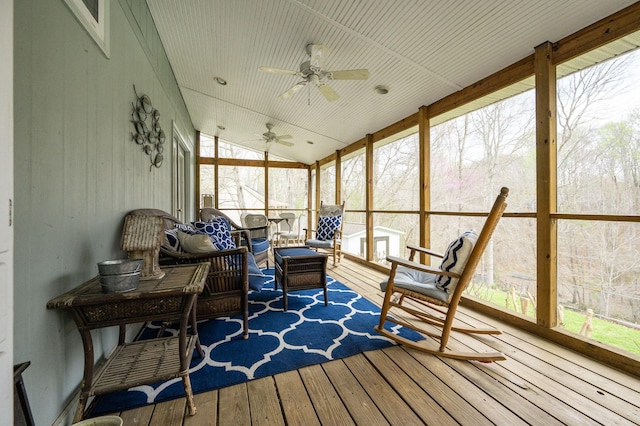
[316,216,342,240]
[192,218,237,250]
[175,223,197,234]
[247,253,265,291]
[164,229,181,252]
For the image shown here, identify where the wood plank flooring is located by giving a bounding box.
[102,257,640,425]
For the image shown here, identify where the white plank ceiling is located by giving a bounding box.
[147,0,637,164]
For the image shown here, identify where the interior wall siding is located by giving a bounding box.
[12,1,195,424]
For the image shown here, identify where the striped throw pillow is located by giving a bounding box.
[435,229,478,293]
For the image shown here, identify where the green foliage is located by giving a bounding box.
[470,287,640,355]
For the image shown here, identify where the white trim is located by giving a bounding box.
[64,0,110,58]
[172,122,192,220]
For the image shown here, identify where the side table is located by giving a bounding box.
[47,263,209,422]
[273,247,328,311]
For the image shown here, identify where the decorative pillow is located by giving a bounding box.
[316,216,342,241]
[247,253,266,291]
[435,229,479,293]
[175,223,197,234]
[164,228,181,252]
[177,230,216,254]
[192,218,237,250]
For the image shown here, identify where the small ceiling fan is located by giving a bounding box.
[259,44,370,102]
[253,123,294,147]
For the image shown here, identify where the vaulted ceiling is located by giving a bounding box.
[147,0,636,164]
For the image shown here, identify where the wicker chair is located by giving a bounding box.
[200,208,270,268]
[127,209,249,339]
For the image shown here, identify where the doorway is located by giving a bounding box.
[172,125,190,222]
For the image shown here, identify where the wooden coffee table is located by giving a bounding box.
[273,247,328,311]
[47,263,209,422]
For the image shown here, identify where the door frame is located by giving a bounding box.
[172,122,192,221]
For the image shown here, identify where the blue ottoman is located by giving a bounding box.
[273,247,329,311]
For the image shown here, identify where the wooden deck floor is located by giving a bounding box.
[103,257,640,425]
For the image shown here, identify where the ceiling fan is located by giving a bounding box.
[253,123,294,147]
[259,44,370,102]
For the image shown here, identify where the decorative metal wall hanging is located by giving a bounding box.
[131,85,165,171]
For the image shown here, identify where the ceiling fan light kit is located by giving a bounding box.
[259,43,370,102]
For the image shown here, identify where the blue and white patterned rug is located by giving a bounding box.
[92,269,420,415]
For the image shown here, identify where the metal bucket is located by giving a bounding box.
[99,271,140,293]
[97,259,143,276]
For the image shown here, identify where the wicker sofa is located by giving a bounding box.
[127,209,249,338]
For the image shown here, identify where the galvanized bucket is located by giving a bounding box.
[97,259,143,293]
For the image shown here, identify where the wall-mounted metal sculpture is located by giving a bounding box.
[131,85,165,170]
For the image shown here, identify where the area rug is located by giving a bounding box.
[92,269,420,414]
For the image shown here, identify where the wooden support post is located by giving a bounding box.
[520,297,530,316]
[579,309,594,338]
[557,305,565,327]
[535,41,558,328]
[510,287,519,313]
[365,134,374,262]
[418,106,431,264]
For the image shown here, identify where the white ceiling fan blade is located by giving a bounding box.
[308,44,327,69]
[258,66,298,75]
[276,134,292,140]
[329,69,370,80]
[278,81,307,99]
[317,83,340,102]
[276,140,294,147]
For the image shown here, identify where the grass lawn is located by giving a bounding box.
[468,286,640,355]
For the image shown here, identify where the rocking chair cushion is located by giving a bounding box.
[305,238,334,248]
[380,267,449,304]
[435,229,478,293]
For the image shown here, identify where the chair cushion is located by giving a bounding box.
[247,253,266,291]
[305,238,334,249]
[435,229,478,293]
[192,218,237,250]
[274,247,319,266]
[316,216,342,240]
[250,237,270,254]
[380,266,450,304]
[177,230,216,254]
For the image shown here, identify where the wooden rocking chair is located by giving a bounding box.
[374,187,509,362]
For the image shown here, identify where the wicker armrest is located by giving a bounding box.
[160,245,248,263]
